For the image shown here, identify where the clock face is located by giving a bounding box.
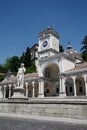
[43,41,48,47]
[53,39,57,46]
[41,41,49,50]
[52,39,59,51]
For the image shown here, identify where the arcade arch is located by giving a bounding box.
[43,63,59,78]
[65,75,86,96]
[75,76,86,96]
[43,63,60,96]
[65,77,74,96]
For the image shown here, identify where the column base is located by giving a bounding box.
[59,92,66,98]
[38,93,44,98]
[11,87,25,99]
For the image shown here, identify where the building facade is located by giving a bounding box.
[0,27,87,99]
[30,44,38,61]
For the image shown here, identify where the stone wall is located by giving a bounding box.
[0,100,87,120]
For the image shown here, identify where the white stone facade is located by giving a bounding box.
[0,27,87,99]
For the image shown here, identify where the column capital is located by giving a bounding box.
[72,76,76,83]
[72,76,76,80]
[83,75,87,82]
[32,81,35,87]
[4,85,6,88]
[9,84,11,88]
[25,82,28,87]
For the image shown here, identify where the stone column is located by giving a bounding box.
[38,79,44,98]
[83,75,87,96]
[72,76,76,96]
[52,81,57,96]
[0,86,3,99]
[62,78,66,92]
[4,85,6,99]
[9,84,11,98]
[59,75,66,97]
[59,76,62,91]
[14,83,16,88]
[32,81,35,98]
[25,82,28,98]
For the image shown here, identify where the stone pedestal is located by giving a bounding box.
[12,87,25,99]
[38,80,44,98]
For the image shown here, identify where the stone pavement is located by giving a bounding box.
[0,112,87,125]
[0,114,87,130]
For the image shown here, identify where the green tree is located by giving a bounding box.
[0,75,4,81]
[24,47,31,68]
[3,58,11,72]
[26,61,36,73]
[20,52,25,63]
[0,64,5,81]
[10,56,20,72]
[0,64,5,73]
[3,56,20,73]
[80,36,87,61]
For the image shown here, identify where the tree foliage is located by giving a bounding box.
[24,47,31,67]
[26,61,36,73]
[10,56,20,72]
[20,47,31,68]
[80,36,87,61]
[0,64,5,73]
[20,52,25,64]
[3,58,11,72]
[3,56,20,73]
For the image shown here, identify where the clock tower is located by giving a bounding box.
[38,27,60,59]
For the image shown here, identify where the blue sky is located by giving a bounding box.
[0,0,87,64]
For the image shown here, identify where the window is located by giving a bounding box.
[56,88,59,93]
[70,86,73,92]
[46,89,49,93]
[79,87,83,93]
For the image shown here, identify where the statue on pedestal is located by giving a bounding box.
[17,63,26,88]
